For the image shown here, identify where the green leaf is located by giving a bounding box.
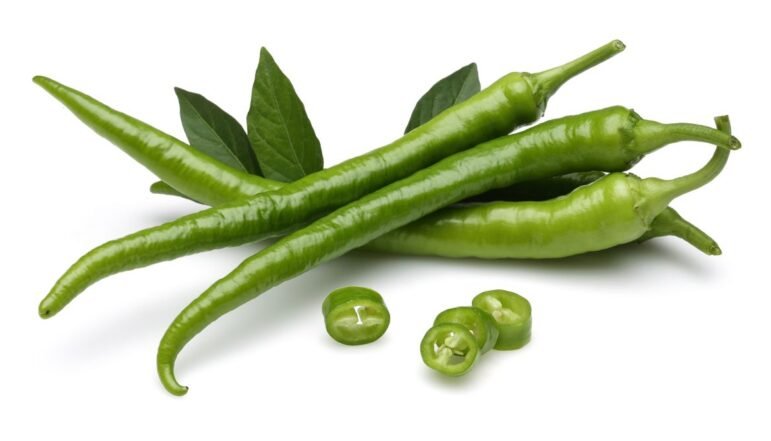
[175,87,261,175]
[405,63,480,133]
[247,47,323,182]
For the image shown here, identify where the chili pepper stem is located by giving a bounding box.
[638,207,722,255]
[632,119,740,154]
[638,116,733,222]
[532,39,625,102]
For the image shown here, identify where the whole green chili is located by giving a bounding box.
[38,41,628,318]
[35,41,624,206]
[154,108,737,395]
[366,116,733,259]
[155,170,718,255]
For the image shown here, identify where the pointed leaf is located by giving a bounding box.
[405,63,480,133]
[176,87,260,175]
[247,47,323,182]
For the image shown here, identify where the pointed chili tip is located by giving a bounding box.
[159,364,189,396]
[32,76,62,94]
[728,136,741,150]
[32,75,51,86]
[164,381,189,397]
[38,298,55,319]
[709,244,723,256]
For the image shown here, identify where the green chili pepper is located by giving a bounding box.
[38,42,628,319]
[366,116,733,259]
[364,198,721,259]
[420,323,480,376]
[36,40,626,206]
[433,307,499,354]
[471,290,532,350]
[154,170,718,255]
[32,77,280,206]
[153,155,717,256]
[322,287,390,345]
[154,108,737,395]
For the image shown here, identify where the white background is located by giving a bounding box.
[2,1,769,439]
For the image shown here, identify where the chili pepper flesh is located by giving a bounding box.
[433,307,499,354]
[420,323,480,376]
[472,290,532,350]
[322,287,390,345]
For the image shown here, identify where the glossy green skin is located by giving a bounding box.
[322,287,390,345]
[368,174,649,258]
[156,108,737,394]
[155,167,720,256]
[32,76,280,206]
[434,307,499,354]
[40,42,630,319]
[472,290,532,350]
[152,172,604,204]
[367,118,735,260]
[420,323,480,376]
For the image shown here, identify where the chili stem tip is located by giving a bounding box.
[611,39,626,51]
[728,136,741,150]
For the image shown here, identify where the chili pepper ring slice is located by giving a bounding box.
[472,290,532,350]
[420,323,480,376]
[433,307,499,354]
[322,287,390,345]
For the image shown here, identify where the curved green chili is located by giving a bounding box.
[33,77,280,206]
[154,108,737,395]
[155,170,717,255]
[39,42,628,319]
[364,201,721,259]
[322,287,390,345]
[367,116,733,259]
[35,42,623,206]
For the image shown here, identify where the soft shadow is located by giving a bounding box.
[178,251,393,373]
[421,345,532,389]
[367,239,718,279]
[51,236,716,368]
[50,293,189,363]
